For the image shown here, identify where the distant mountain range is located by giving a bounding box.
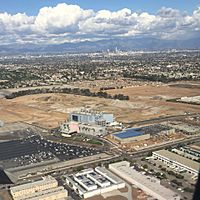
[1,37,200,54]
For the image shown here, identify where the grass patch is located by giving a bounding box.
[87,139,103,146]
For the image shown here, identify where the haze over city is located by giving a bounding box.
[0,1,200,200]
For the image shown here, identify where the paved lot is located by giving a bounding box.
[0,122,29,134]
[0,135,102,168]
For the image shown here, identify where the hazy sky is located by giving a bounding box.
[0,0,200,44]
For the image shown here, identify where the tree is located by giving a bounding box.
[143,164,148,169]
[77,166,84,171]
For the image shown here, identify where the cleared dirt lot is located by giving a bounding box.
[0,84,199,129]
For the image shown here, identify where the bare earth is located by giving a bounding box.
[0,84,199,129]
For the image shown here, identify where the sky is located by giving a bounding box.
[0,0,200,45]
[0,0,199,15]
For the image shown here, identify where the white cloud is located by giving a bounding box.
[34,3,94,34]
[0,3,199,44]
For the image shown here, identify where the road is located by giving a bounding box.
[125,113,199,127]
[120,135,200,159]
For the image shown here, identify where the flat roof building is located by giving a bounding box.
[70,109,113,126]
[112,128,150,143]
[10,176,68,200]
[109,161,180,200]
[65,167,125,199]
[60,121,106,136]
[14,186,67,200]
[112,124,175,144]
[153,150,199,176]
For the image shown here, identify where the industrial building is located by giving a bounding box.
[172,144,200,161]
[112,124,175,143]
[10,176,68,200]
[65,167,125,199]
[112,128,150,143]
[70,109,114,126]
[153,150,199,176]
[163,121,200,135]
[139,124,175,135]
[109,161,180,200]
[60,121,106,136]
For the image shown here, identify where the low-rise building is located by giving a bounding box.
[153,150,199,176]
[109,161,180,200]
[112,124,174,144]
[112,128,150,143]
[15,186,67,200]
[172,145,200,161]
[10,176,68,200]
[65,167,125,199]
[60,121,106,136]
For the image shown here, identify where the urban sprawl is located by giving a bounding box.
[0,50,200,200]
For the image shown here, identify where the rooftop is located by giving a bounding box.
[15,186,66,200]
[10,176,57,193]
[113,128,144,139]
[153,150,200,172]
[109,161,180,200]
[113,124,173,139]
[65,167,124,194]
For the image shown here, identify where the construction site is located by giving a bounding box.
[0,82,199,130]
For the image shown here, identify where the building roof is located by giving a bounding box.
[113,124,173,139]
[109,161,179,200]
[114,128,144,139]
[95,167,124,184]
[153,150,200,172]
[65,167,124,194]
[10,176,57,193]
[15,186,67,200]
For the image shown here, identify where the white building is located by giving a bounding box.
[70,109,114,126]
[109,161,180,200]
[153,150,199,176]
[14,186,67,200]
[10,176,68,200]
[65,167,125,199]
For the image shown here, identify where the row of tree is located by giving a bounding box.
[5,87,129,101]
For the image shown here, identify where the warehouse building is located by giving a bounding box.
[112,124,175,143]
[153,150,199,176]
[10,176,68,200]
[139,124,175,135]
[112,128,150,143]
[109,161,180,200]
[185,144,200,158]
[172,144,200,161]
[65,167,125,199]
[70,109,113,126]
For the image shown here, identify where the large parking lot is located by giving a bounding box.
[0,135,102,168]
